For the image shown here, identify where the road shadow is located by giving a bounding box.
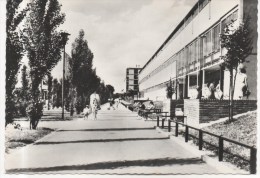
[57,127,155,132]
[34,137,169,145]
[6,157,204,173]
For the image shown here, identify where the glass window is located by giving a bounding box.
[128,69,134,75]
[213,24,220,51]
[203,30,212,56]
[129,80,134,85]
[128,75,134,80]
[128,86,134,90]
[190,75,197,86]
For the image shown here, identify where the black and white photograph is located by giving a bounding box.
[0,0,259,177]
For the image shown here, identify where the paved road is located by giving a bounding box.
[5,104,221,175]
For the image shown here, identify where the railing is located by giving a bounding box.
[156,116,257,174]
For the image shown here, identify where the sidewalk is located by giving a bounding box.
[4,104,241,174]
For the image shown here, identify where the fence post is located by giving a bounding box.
[185,126,189,142]
[168,120,171,132]
[250,147,257,174]
[199,129,203,150]
[175,122,178,137]
[157,116,159,127]
[219,136,224,161]
[162,119,165,129]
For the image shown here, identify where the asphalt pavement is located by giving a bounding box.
[5,103,235,175]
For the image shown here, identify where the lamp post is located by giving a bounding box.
[61,32,70,120]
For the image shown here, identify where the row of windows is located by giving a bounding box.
[127,69,141,75]
[127,75,138,80]
[127,85,138,91]
[140,9,238,86]
[127,80,138,85]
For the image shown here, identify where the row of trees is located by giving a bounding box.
[6,0,66,129]
[6,0,115,129]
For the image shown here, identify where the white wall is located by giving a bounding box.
[139,0,240,100]
[139,0,239,83]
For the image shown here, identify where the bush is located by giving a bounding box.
[26,102,44,129]
[15,101,28,117]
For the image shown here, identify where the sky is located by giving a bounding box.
[51,0,197,93]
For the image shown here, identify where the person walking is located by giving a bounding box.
[90,91,100,119]
[83,105,90,120]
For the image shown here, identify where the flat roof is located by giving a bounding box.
[140,0,201,73]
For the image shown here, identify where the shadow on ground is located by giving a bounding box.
[6,157,204,173]
[34,137,169,145]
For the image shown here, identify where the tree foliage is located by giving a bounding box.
[220,17,253,121]
[166,78,175,99]
[64,29,115,114]
[22,0,65,129]
[52,78,62,108]
[69,30,97,113]
[21,65,30,101]
[106,84,115,98]
[220,17,253,70]
[6,0,29,126]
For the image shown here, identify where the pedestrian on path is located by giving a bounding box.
[90,91,100,120]
[83,105,90,119]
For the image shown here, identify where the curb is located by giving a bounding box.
[155,126,248,174]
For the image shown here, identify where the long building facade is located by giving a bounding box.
[139,0,257,101]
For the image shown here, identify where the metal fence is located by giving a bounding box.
[157,116,257,174]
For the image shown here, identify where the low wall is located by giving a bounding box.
[184,99,257,126]
[184,99,200,126]
[162,99,184,115]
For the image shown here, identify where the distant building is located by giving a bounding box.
[139,0,257,101]
[126,67,142,93]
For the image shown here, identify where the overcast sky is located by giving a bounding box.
[39,0,197,92]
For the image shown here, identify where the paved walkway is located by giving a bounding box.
[5,104,223,174]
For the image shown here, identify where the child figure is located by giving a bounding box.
[83,105,90,120]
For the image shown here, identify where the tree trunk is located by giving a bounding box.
[229,68,233,122]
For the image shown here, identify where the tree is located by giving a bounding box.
[70,30,97,113]
[220,17,253,121]
[166,78,175,99]
[6,0,29,126]
[47,74,53,110]
[21,65,30,101]
[97,82,110,104]
[106,84,115,98]
[52,78,62,108]
[22,0,65,129]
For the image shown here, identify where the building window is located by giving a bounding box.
[129,80,134,85]
[128,69,134,75]
[128,86,134,90]
[203,30,212,57]
[213,24,220,51]
[128,75,134,80]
